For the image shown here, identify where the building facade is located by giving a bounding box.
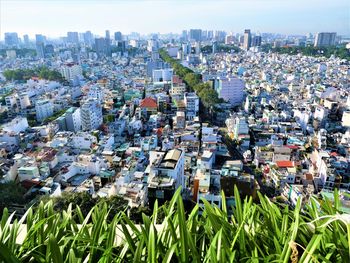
[80,99,103,131]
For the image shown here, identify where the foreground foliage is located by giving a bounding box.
[0,187,349,262]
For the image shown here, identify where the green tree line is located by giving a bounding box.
[159,49,220,109]
[3,66,65,82]
[262,44,350,60]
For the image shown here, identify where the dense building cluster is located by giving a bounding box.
[0,29,349,214]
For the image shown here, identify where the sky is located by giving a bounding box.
[0,0,349,39]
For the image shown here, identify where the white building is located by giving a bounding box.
[65,107,82,132]
[60,63,82,81]
[147,39,159,52]
[18,93,31,109]
[214,77,245,106]
[35,99,54,122]
[152,68,173,83]
[5,93,31,114]
[80,99,103,131]
[2,117,29,133]
[342,111,350,128]
[184,92,199,119]
[88,85,104,103]
[148,149,185,189]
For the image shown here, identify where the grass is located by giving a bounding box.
[0,186,349,262]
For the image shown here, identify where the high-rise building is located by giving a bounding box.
[35,100,54,122]
[252,35,262,47]
[4,32,19,46]
[94,38,111,57]
[117,40,127,53]
[35,34,46,58]
[243,29,252,50]
[23,35,30,46]
[207,30,214,40]
[35,34,46,45]
[195,41,201,54]
[190,29,202,42]
[214,76,245,106]
[147,39,159,52]
[60,63,83,81]
[67,32,79,44]
[83,31,93,45]
[225,35,235,45]
[105,30,110,40]
[36,43,45,58]
[181,30,188,41]
[44,44,55,57]
[212,41,218,54]
[80,99,103,131]
[314,32,336,47]
[214,30,226,42]
[114,31,122,41]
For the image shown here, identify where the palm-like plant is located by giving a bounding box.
[0,187,349,262]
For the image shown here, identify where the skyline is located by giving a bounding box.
[0,0,349,39]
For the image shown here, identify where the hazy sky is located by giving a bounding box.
[1,0,349,39]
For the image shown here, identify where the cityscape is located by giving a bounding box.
[0,0,349,262]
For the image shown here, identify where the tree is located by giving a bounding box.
[194,83,211,94]
[103,114,115,123]
[199,87,219,108]
[0,182,27,213]
[3,67,64,83]
[184,73,200,89]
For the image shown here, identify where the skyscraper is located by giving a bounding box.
[314,32,336,47]
[212,41,218,54]
[94,38,111,57]
[181,30,188,41]
[105,30,110,40]
[243,29,251,50]
[35,34,46,58]
[252,35,262,47]
[23,35,30,46]
[114,31,122,41]
[36,43,45,59]
[67,32,79,44]
[190,29,202,42]
[35,34,46,44]
[4,32,19,46]
[83,31,93,45]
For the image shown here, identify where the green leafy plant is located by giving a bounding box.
[0,187,349,262]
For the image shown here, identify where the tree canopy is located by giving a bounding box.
[159,48,220,111]
[261,44,350,60]
[3,66,65,82]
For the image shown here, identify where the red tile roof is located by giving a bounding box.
[276,160,294,168]
[140,97,157,108]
